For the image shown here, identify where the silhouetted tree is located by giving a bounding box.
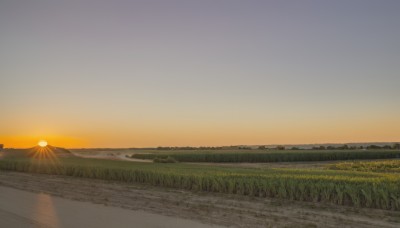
[337,145,349,150]
[239,146,251,150]
[157,147,172,150]
[275,145,285,150]
[367,145,381,149]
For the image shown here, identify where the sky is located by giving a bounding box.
[1,0,399,148]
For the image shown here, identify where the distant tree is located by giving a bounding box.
[312,146,326,150]
[291,147,300,150]
[393,143,400,150]
[239,146,251,150]
[0,144,3,150]
[327,146,336,150]
[258,146,266,150]
[367,145,381,150]
[359,146,364,149]
[349,146,357,150]
[382,145,392,149]
[337,145,349,150]
[276,145,285,150]
[157,147,172,150]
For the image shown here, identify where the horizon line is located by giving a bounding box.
[3,141,400,150]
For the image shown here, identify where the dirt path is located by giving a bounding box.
[0,171,399,227]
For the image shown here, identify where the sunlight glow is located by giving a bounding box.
[38,140,48,147]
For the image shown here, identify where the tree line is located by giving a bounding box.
[259,144,400,150]
[155,144,400,151]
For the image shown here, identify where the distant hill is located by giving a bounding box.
[0,145,74,158]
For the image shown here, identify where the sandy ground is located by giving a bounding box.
[0,186,219,228]
[0,171,399,228]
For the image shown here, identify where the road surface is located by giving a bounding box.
[0,186,220,228]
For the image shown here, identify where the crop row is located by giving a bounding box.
[131,150,400,163]
[0,158,399,210]
[330,160,400,173]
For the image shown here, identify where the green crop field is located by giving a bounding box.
[0,156,399,210]
[130,150,400,163]
[330,159,400,173]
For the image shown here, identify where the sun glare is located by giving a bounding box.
[38,140,48,147]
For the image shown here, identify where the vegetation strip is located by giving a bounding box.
[330,160,400,173]
[0,157,399,211]
[131,150,400,163]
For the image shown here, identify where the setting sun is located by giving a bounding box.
[38,140,48,147]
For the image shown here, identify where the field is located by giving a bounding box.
[1,150,400,211]
[330,160,400,173]
[129,149,400,163]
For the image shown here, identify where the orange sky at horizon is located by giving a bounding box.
[1,113,399,148]
[1,99,399,148]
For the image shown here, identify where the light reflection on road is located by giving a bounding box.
[33,193,60,228]
[0,185,218,228]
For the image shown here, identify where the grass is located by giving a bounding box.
[130,150,400,163]
[0,156,399,210]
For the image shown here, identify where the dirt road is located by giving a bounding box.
[0,186,219,228]
[0,171,399,227]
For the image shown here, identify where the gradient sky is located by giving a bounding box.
[1,0,399,148]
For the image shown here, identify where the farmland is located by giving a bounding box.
[1,152,400,211]
[330,160,400,173]
[130,149,400,163]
